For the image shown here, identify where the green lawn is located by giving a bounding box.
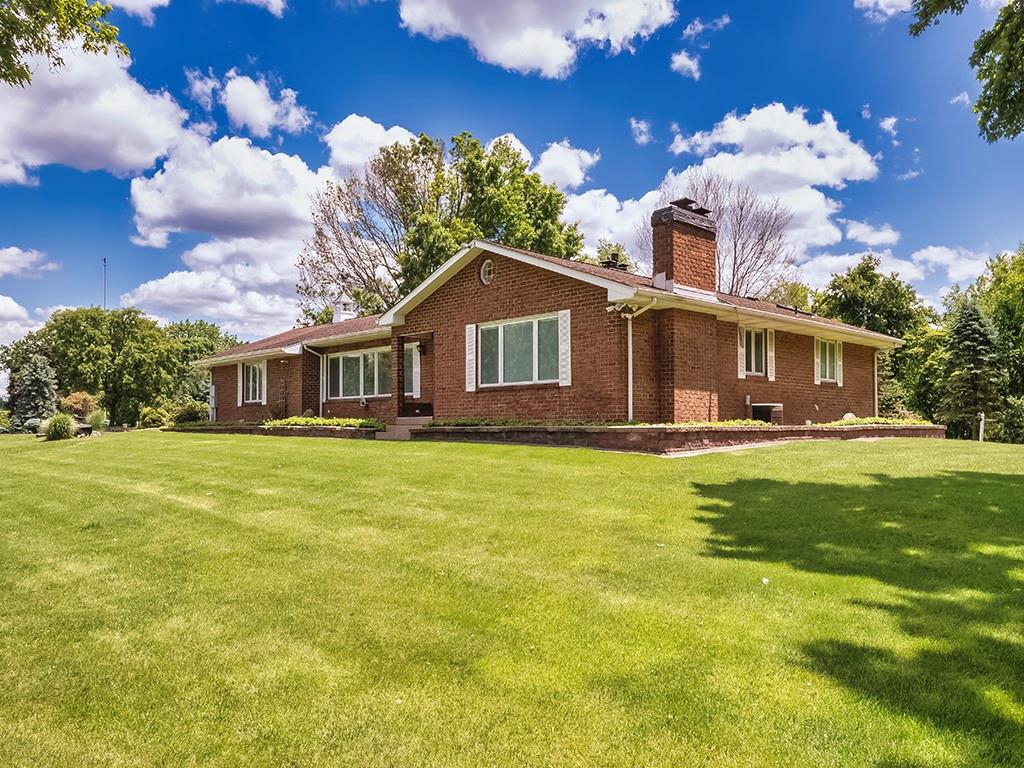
[1,432,1022,767]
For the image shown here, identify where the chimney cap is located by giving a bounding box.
[651,199,717,232]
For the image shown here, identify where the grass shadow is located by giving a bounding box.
[694,471,1024,766]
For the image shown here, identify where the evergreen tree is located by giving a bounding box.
[939,300,1004,439]
[8,354,57,431]
[876,350,913,418]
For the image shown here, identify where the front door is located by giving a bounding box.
[400,334,433,417]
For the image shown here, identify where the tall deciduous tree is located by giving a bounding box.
[0,0,129,86]
[636,170,794,296]
[165,320,239,401]
[908,0,1024,141]
[939,299,1004,438]
[297,132,582,316]
[976,246,1024,397]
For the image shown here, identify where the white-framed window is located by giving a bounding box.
[478,313,560,386]
[403,344,418,397]
[480,258,495,285]
[744,328,766,376]
[327,347,392,399]
[818,339,838,382]
[241,362,264,403]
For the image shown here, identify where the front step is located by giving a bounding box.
[378,415,432,441]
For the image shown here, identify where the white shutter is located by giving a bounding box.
[737,327,746,380]
[767,329,776,382]
[465,324,476,392]
[260,360,267,405]
[837,342,844,387]
[412,346,421,399]
[558,309,572,387]
[813,339,821,385]
[236,363,243,406]
[209,382,216,421]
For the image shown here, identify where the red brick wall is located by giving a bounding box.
[397,251,632,421]
[318,337,394,421]
[655,308,719,422]
[210,355,291,422]
[714,322,876,424]
[652,217,717,291]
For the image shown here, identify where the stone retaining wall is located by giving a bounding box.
[413,423,945,454]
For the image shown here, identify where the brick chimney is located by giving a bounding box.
[650,198,717,292]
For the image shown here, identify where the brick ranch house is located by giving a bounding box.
[196,199,901,426]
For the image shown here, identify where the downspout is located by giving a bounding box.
[304,345,326,418]
[622,299,657,421]
[873,350,879,418]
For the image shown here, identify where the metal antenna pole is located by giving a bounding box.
[103,257,107,309]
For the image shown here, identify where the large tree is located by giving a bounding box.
[7,353,57,431]
[165,320,239,402]
[0,0,128,86]
[636,170,794,297]
[813,254,936,340]
[976,246,1024,397]
[297,132,583,316]
[908,0,1024,141]
[939,299,1004,438]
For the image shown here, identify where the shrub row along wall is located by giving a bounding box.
[414,423,946,454]
[165,424,377,440]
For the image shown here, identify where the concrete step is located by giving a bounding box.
[395,416,432,426]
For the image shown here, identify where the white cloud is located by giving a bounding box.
[670,50,701,79]
[0,247,58,278]
[109,0,172,24]
[843,219,900,247]
[860,103,872,119]
[0,46,187,185]
[0,295,43,347]
[564,186,665,256]
[227,0,286,16]
[129,131,328,247]
[629,117,652,145]
[896,168,922,181]
[220,70,312,137]
[950,91,970,107]
[879,116,898,139]
[396,0,676,78]
[533,140,599,191]
[682,13,730,40]
[911,245,991,283]
[798,249,924,288]
[186,68,221,111]
[854,0,912,23]
[487,132,533,165]
[324,114,416,175]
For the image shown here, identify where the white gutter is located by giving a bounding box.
[616,299,657,422]
[304,345,326,417]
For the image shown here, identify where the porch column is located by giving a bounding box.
[392,333,405,421]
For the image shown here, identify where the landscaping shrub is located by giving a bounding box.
[262,416,386,430]
[0,409,10,433]
[59,391,99,419]
[138,406,171,428]
[86,409,107,432]
[44,412,76,441]
[20,418,42,434]
[170,399,209,424]
[989,396,1024,444]
[820,416,930,426]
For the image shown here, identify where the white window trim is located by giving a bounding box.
[477,311,562,388]
[404,342,420,398]
[327,345,391,400]
[816,338,841,384]
[240,360,266,405]
[743,328,767,377]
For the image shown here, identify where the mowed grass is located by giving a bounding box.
[1,432,1022,767]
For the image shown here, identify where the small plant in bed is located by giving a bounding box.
[44,412,77,441]
[262,416,386,430]
[821,416,930,426]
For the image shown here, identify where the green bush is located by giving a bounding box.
[990,396,1024,444]
[171,399,209,424]
[86,409,107,432]
[59,391,99,419]
[138,406,171,428]
[0,409,10,433]
[262,416,385,430]
[820,416,930,426]
[45,412,76,441]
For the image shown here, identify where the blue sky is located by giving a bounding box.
[1,0,1020,358]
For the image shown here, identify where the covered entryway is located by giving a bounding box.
[394,331,434,419]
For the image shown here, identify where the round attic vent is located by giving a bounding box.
[480,258,495,285]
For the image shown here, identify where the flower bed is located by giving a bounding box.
[166,418,382,440]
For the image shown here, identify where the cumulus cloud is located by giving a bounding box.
[0,46,187,185]
[896,168,922,181]
[798,249,924,288]
[186,68,221,111]
[670,50,701,79]
[629,117,652,145]
[110,0,172,24]
[860,103,872,119]
[487,132,534,165]
[220,70,312,137]
[324,114,416,175]
[879,116,899,145]
[533,140,599,191]
[396,0,676,78]
[0,246,58,278]
[129,131,328,247]
[682,14,731,41]
[843,219,900,247]
[0,295,47,347]
[911,245,992,283]
[854,0,912,23]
